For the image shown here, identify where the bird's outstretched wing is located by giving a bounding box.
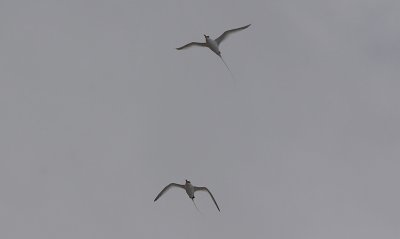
[176,42,207,50]
[215,24,251,45]
[154,183,185,201]
[194,186,220,211]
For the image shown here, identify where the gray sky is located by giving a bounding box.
[1,0,400,238]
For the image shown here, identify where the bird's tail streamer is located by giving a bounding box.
[192,199,202,213]
[219,55,236,82]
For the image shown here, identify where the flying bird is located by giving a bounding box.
[154,180,220,212]
[176,24,251,78]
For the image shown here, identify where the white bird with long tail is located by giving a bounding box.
[154,180,220,212]
[176,24,251,78]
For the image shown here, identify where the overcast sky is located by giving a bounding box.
[1,0,400,238]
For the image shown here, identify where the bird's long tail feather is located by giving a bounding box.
[219,55,236,81]
[192,198,201,213]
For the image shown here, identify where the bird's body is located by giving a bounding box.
[154,180,220,211]
[205,37,221,56]
[184,180,195,198]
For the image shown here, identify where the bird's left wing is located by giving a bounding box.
[215,24,251,45]
[194,186,220,211]
[176,42,207,50]
[154,183,185,202]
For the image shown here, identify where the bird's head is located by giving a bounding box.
[204,34,209,39]
[185,179,191,184]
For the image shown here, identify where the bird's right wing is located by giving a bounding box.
[215,24,251,45]
[194,186,220,211]
[176,42,207,50]
[154,183,185,201]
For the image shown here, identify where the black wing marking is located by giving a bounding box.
[215,24,251,45]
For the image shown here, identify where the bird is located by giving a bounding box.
[154,180,220,212]
[176,24,251,56]
[176,24,251,78]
